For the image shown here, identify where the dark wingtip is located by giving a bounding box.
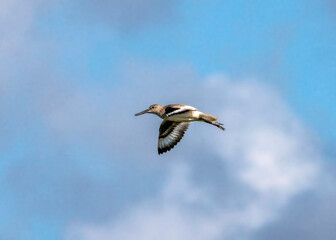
[158,147,169,155]
[158,150,165,155]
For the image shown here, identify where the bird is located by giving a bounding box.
[135,104,225,154]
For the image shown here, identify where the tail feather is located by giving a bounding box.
[200,113,217,122]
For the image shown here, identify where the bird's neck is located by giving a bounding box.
[155,107,165,118]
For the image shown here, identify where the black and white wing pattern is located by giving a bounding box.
[158,120,190,154]
[164,105,197,117]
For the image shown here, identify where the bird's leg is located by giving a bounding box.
[212,122,225,131]
[200,118,225,131]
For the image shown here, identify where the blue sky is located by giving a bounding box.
[1,0,336,239]
[36,0,336,140]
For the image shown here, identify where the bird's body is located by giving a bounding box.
[135,104,225,154]
[162,104,199,121]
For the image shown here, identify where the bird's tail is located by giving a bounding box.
[200,113,225,131]
[200,113,217,122]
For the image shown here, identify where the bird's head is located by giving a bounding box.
[135,104,163,116]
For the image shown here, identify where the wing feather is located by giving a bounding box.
[165,105,197,117]
[158,120,190,154]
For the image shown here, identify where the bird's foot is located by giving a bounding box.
[212,122,225,131]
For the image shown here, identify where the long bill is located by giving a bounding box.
[135,109,149,116]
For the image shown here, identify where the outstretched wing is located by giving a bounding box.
[158,120,190,154]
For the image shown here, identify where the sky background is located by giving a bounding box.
[1,0,336,239]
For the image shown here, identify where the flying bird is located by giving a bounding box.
[135,104,225,154]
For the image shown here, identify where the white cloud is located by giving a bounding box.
[65,74,321,240]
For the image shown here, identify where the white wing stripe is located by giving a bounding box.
[166,106,197,117]
[158,121,190,154]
